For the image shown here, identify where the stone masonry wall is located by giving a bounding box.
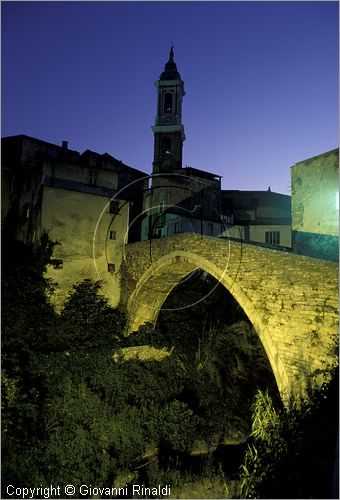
[121,234,338,401]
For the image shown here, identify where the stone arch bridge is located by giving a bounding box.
[120,234,338,402]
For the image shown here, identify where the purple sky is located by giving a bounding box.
[2,1,338,194]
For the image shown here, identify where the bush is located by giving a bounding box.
[240,374,338,499]
[159,400,199,453]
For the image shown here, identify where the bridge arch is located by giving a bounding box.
[128,251,289,399]
[122,235,338,402]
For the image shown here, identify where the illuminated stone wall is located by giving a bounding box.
[42,186,128,310]
[291,149,339,261]
[121,234,338,401]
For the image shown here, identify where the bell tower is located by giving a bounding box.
[152,47,186,173]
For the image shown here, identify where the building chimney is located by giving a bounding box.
[62,140,68,149]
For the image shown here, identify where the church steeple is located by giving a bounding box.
[160,46,181,81]
[152,47,186,173]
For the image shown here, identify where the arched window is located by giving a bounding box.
[164,92,173,113]
[162,137,171,154]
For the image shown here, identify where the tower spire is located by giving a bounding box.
[160,46,180,81]
[169,45,174,63]
[152,48,186,174]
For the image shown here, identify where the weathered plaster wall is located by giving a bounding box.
[291,149,339,260]
[42,186,128,310]
[121,234,338,401]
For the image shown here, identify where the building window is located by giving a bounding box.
[109,201,120,214]
[223,214,234,224]
[89,170,97,186]
[22,203,30,221]
[10,176,15,196]
[153,227,163,238]
[164,92,173,113]
[52,259,63,269]
[89,157,97,167]
[109,230,116,240]
[108,263,115,273]
[265,231,280,245]
[162,137,171,155]
[174,221,181,233]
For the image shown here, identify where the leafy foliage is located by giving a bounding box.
[5,237,335,499]
[159,400,199,452]
[56,279,126,351]
[240,376,338,499]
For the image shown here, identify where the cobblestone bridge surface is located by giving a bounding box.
[120,234,338,401]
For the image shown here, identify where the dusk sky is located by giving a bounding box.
[2,1,338,194]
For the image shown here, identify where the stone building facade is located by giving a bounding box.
[221,189,292,249]
[1,134,147,308]
[291,148,339,261]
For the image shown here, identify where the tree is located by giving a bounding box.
[54,279,126,352]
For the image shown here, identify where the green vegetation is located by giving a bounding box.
[240,377,338,499]
[2,236,338,498]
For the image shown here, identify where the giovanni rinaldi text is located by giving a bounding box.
[6,484,172,498]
